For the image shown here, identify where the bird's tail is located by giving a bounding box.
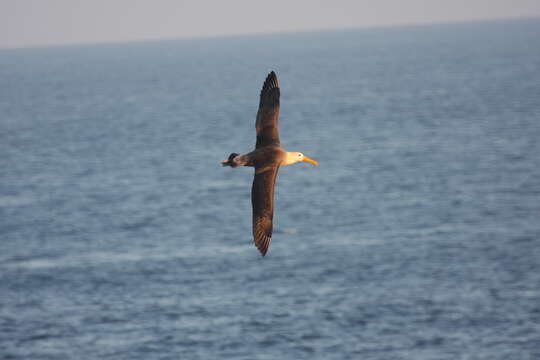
[221,153,240,167]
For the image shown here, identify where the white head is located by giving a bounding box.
[285,152,319,166]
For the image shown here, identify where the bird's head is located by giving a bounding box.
[286,152,318,166]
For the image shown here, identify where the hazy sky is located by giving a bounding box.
[1,0,539,48]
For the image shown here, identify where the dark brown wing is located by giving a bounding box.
[251,166,279,256]
[255,71,280,149]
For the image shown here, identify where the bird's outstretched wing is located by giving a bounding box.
[251,166,279,256]
[255,71,280,149]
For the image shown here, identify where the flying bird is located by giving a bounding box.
[222,71,318,256]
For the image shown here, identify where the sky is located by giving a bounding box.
[1,0,540,48]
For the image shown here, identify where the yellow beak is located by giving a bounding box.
[303,156,318,165]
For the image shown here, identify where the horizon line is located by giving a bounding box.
[1,15,538,51]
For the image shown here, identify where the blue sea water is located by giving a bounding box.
[1,18,540,359]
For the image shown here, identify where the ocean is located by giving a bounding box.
[1,18,540,359]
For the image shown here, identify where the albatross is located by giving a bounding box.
[222,71,318,256]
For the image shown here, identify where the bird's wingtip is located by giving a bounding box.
[263,71,279,89]
[258,246,268,256]
[259,71,280,107]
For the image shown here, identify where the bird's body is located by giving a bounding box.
[222,71,318,256]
